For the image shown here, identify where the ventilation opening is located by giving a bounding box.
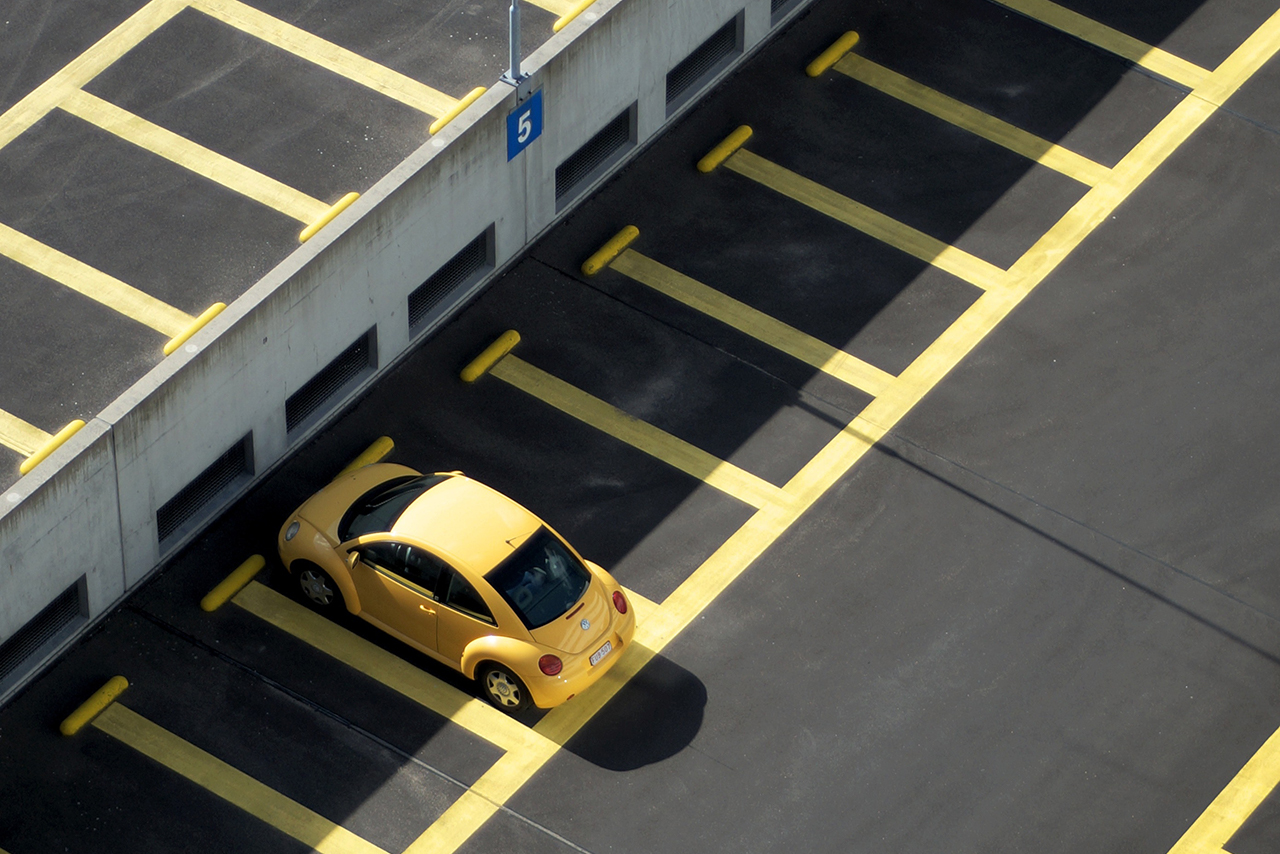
[286,328,378,435]
[771,0,803,25]
[0,579,86,697]
[666,16,742,115]
[157,435,253,545]
[409,228,494,334]
[555,106,635,210]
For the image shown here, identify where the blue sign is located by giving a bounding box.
[507,90,543,161]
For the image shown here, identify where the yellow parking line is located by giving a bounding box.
[0,221,193,336]
[1010,10,1280,292]
[525,0,580,16]
[1167,722,1280,853]
[992,0,1209,88]
[230,581,542,754]
[92,703,388,854]
[610,249,896,396]
[490,355,793,510]
[60,90,329,223]
[0,409,52,458]
[725,148,1009,292]
[407,10,1280,854]
[189,0,458,118]
[0,0,186,152]
[833,53,1109,186]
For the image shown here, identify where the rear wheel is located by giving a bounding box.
[480,664,531,713]
[297,563,342,612]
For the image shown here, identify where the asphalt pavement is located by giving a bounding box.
[0,0,559,488]
[3,0,1280,852]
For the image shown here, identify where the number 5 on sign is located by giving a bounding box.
[507,90,543,160]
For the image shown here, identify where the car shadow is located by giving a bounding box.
[561,653,706,772]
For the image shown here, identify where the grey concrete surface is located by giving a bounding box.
[0,0,785,683]
[3,0,1280,852]
[0,0,559,467]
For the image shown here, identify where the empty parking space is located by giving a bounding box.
[0,0,566,487]
[5,0,1280,852]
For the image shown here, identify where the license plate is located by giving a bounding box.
[590,640,612,666]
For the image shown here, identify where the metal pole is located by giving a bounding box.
[508,2,522,83]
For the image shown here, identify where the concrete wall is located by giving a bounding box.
[0,0,815,701]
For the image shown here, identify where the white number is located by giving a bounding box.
[517,109,533,144]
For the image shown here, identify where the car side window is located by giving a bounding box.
[360,543,444,598]
[441,568,495,624]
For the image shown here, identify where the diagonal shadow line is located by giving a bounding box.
[126,604,600,854]
[864,435,1280,669]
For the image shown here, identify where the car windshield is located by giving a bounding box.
[338,475,448,541]
[486,529,591,630]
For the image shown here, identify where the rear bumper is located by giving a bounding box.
[525,609,637,708]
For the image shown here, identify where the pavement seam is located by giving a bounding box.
[125,602,600,854]
[875,431,1280,658]
[529,255,872,423]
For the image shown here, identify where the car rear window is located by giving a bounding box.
[338,475,448,541]
[486,529,591,629]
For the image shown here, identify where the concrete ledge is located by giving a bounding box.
[0,0,819,699]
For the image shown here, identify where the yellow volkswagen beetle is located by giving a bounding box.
[277,464,635,712]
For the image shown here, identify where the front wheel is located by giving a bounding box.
[480,664,531,713]
[297,564,343,612]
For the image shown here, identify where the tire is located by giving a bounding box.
[480,664,531,713]
[296,563,343,612]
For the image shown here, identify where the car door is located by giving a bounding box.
[435,565,499,665]
[347,541,445,653]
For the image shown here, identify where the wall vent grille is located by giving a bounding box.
[555,107,634,207]
[286,332,376,434]
[0,581,83,692]
[157,436,251,543]
[410,230,492,331]
[666,18,740,113]
[771,0,802,23]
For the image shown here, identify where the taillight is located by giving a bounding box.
[612,591,628,614]
[539,654,563,676]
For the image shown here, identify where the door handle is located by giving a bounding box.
[419,605,435,615]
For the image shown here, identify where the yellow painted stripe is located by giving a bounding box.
[726,148,1009,292]
[1010,10,1280,292]
[0,410,52,457]
[403,12,1280,854]
[611,249,896,396]
[189,0,458,118]
[993,0,1209,88]
[231,581,541,753]
[490,355,792,510]
[1167,722,1280,853]
[0,0,187,152]
[0,221,192,336]
[525,0,579,16]
[834,53,1109,186]
[61,89,328,223]
[1194,10,1280,108]
[93,703,387,854]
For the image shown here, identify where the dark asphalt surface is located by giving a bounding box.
[0,0,558,489]
[4,0,1280,852]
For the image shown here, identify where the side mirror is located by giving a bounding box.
[346,551,361,570]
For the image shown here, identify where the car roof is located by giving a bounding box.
[391,475,542,574]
